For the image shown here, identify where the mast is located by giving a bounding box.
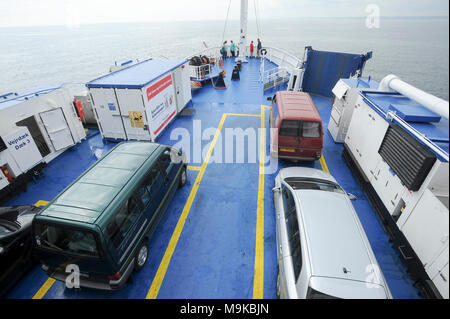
[237,0,248,63]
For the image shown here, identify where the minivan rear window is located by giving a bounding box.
[285,178,346,195]
[279,120,321,138]
[279,120,301,137]
[35,224,99,257]
[302,121,321,138]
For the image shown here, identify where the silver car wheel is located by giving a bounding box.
[276,271,280,298]
[181,169,187,184]
[137,245,148,267]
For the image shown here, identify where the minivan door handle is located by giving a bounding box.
[279,245,283,255]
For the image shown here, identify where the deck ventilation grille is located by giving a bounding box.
[378,124,436,191]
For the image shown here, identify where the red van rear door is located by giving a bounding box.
[278,120,302,154]
[278,120,322,159]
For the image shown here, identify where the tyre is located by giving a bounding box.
[134,241,149,272]
[178,166,187,188]
[276,268,281,298]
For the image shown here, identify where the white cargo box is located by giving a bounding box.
[0,86,86,182]
[86,58,192,141]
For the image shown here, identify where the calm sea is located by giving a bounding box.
[0,17,448,100]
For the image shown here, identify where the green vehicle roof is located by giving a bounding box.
[37,142,162,224]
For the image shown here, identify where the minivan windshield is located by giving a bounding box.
[35,223,99,257]
[285,178,346,195]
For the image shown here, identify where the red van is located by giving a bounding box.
[269,91,323,161]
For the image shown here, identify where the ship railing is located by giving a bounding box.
[185,48,222,80]
[262,67,290,91]
[262,46,303,73]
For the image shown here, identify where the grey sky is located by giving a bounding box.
[0,0,448,27]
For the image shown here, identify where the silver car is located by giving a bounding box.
[273,167,392,299]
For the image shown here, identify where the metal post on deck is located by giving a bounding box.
[237,0,248,63]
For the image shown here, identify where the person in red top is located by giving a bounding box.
[249,41,254,58]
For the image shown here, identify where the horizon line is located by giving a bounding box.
[0,15,448,28]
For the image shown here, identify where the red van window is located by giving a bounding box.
[279,120,301,137]
[302,121,321,138]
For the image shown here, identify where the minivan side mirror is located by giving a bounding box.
[347,193,357,201]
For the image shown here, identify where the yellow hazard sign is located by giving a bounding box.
[129,111,145,128]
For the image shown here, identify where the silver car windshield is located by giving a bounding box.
[284,177,346,195]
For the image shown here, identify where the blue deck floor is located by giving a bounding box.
[5,58,420,299]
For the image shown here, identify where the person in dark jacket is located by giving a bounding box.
[257,39,262,58]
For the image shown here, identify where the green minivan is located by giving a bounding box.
[32,142,187,290]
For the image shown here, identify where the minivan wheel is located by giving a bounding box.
[134,242,149,272]
[179,166,187,188]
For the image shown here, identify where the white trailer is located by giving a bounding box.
[328,78,379,143]
[0,86,86,199]
[86,58,191,142]
[343,81,449,299]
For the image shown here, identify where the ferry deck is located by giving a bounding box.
[4,57,421,299]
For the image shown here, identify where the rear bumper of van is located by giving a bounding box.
[271,149,321,161]
[42,258,135,291]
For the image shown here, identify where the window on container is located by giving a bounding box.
[279,120,301,137]
[302,121,321,138]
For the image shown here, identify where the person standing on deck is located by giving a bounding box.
[250,41,254,58]
[257,39,262,58]
[230,41,236,58]
[220,41,228,59]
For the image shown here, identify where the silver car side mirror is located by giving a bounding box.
[272,187,281,193]
[347,193,357,201]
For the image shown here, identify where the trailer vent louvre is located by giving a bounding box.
[378,124,436,191]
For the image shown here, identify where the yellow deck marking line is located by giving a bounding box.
[146,113,228,299]
[187,165,201,171]
[32,278,56,299]
[32,200,55,299]
[225,113,261,117]
[34,200,49,207]
[253,105,267,299]
[319,154,330,174]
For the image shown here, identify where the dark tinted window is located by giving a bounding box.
[107,198,141,249]
[35,224,99,257]
[307,287,340,299]
[148,165,163,194]
[302,121,321,138]
[282,186,302,281]
[138,164,164,207]
[285,178,346,195]
[158,148,173,175]
[279,120,301,137]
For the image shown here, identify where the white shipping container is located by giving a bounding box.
[86,58,191,142]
